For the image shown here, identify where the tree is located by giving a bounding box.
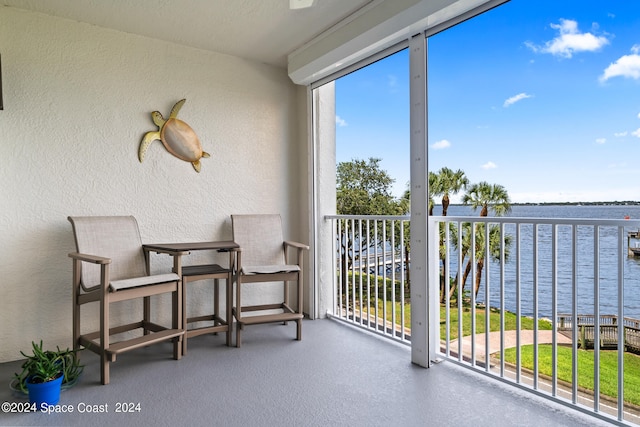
[432,167,469,216]
[430,167,468,302]
[428,171,438,216]
[459,181,512,297]
[336,158,408,296]
[337,158,404,216]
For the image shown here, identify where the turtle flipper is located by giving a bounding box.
[139,131,161,162]
[202,151,210,158]
[169,99,187,119]
[151,111,166,127]
[192,160,202,173]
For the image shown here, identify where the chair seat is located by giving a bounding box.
[110,273,179,292]
[241,264,300,275]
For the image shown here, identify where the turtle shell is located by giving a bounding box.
[160,118,203,162]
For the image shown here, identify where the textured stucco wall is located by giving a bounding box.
[0,7,309,362]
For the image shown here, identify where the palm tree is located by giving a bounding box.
[431,168,468,301]
[460,181,512,297]
[450,221,512,301]
[436,167,469,216]
[462,181,511,217]
[427,171,438,216]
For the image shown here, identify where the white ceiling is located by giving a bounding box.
[1,0,372,67]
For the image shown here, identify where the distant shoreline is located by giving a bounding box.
[445,201,640,206]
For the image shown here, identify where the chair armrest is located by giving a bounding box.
[68,252,111,264]
[284,241,309,251]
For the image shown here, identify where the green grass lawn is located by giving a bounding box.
[500,345,640,407]
[359,300,552,340]
[439,305,552,341]
[355,295,640,407]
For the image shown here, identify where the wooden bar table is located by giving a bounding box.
[144,241,239,353]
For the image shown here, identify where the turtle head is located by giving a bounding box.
[151,111,166,127]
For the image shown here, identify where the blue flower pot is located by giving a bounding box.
[26,374,63,410]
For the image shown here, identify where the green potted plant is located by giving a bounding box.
[11,341,83,409]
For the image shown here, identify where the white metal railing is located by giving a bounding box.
[327,213,640,426]
[327,215,411,343]
[435,215,640,426]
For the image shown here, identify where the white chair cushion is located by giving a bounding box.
[241,265,300,275]
[110,273,179,292]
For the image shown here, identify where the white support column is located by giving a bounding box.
[409,33,431,367]
[312,82,337,319]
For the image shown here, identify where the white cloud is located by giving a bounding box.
[632,128,640,138]
[599,47,640,82]
[637,112,640,119]
[481,161,497,170]
[614,131,628,137]
[336,115,347,127]
[526,19,609,58]
[596,138,607,144]
[503,93,532,107]
[431,139,451,150]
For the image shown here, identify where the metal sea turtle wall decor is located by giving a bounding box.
[138,99,210,172]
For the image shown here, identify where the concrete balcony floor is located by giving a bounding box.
[0,318,612,426]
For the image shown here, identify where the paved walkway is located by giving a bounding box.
[447,330,573,362]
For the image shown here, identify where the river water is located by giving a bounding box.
[441,204,640,320]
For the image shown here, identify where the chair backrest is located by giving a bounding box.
[231,214,285,266]
[68,216,147,289]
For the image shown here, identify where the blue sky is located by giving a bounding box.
[336,0,640,203]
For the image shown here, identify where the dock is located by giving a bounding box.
[349,250,408,274]
[558,314,640,353]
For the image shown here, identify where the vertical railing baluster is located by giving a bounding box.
[471,221,477,366]
[342,218,349,320]
[485,221,491,372]
[594,225,600,412]
[358,219,363,326]
[400,220,406,341]
[572,225,578,404]
[334,218,340,318]
[533,223,539,390]
[551,224,558,396]
[458,221,464,362]
[350,219,358,323]
[516,223,521,383]
[500,222,506,377]
[617,225,625,422]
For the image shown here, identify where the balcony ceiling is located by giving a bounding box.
[0,0,373,67]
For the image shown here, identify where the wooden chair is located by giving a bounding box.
[68,216,184,385]
[231,214,309,347]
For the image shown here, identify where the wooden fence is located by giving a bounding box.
[558,314,640,353]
